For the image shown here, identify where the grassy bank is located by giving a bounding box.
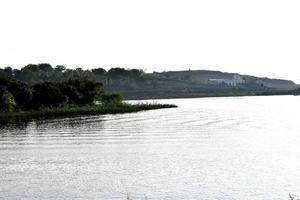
[0,103,177,124]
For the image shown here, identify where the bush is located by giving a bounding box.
[7,81,33,110]
[59,83,81,104]
[76,80,103,104]
[60,79,103,105]
[0,76,105,111]
[0,87,16,112]
[101,93,123,104]
[0,76,33,110]
[32,82,67,109]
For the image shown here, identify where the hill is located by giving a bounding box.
[106,70,299,99]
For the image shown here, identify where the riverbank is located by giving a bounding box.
[120,91,294,100]
[0,103,177,124]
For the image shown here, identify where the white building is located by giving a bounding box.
[209,75,245,86]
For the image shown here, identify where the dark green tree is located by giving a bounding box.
[32,82,67,108]
[0,87,16,112]
[101,93,123,104]
[65,79,103,104]
[92,68,106,76]
[4,67,13,77]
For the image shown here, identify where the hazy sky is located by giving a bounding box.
[1,0,300,82]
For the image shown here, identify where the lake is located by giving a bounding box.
[1,96,300,200]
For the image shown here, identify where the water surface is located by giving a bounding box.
[1,96,300,200]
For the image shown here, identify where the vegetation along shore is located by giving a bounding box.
[0,75,176,123]
[1,63,300,100]
[1,62,300,122]
[0,103,176,124]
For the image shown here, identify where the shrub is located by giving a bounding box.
[0,87,16,112]
[101,93,123,104]
[7,81,33,110]
[60,79,103,104]
[77,80,103,104]
[32,82,67,109]
[0,76,33,110]
[0,77,105,111]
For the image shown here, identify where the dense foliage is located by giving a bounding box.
[0,64,144,84]
[101,93,123,104]
[0,86,16,112]
[0,77,104,112]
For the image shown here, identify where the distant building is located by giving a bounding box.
[209,75,245,86]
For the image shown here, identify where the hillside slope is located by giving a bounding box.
[105,70,299,99]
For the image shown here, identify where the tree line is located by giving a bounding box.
[0,76,122,112]
[0,64,144,84]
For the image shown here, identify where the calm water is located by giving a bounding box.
[1,96,300,200]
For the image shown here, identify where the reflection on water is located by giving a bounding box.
[1,96,300,200]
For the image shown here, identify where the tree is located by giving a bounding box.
[37,63,53,81]
[92,68,106,76]
[129,69,143,78]
[67,80,103,104]
[0,87,16,112]
[55,65,66,72]
[37,63,53,72]
[32,82,67,108]
[0,67,13,78]
[7,80,33,110]
[101,93,123,104]
[107,68,129,78]
[59,82,81,104]
[79,80,103,104]
[0,76,106,111]
[57,79,104,105]
[4,67,13,77]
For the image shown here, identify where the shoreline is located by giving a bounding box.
[122,92,294,100]
[0,103,177,124]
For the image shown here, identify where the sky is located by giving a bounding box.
[1,0,300,82]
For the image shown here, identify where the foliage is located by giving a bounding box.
[0,77,32,110]
[8,81,33,110]
[0,87,16,112]
[0,76,105,111]
[0,103,177,123]
[101,93,123,104]
[91,68,106,76]
[107,67,143,78]
[0,67,13,77]
[32,82,67,109]
[61,79,103,105]
[0,64,144,85]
